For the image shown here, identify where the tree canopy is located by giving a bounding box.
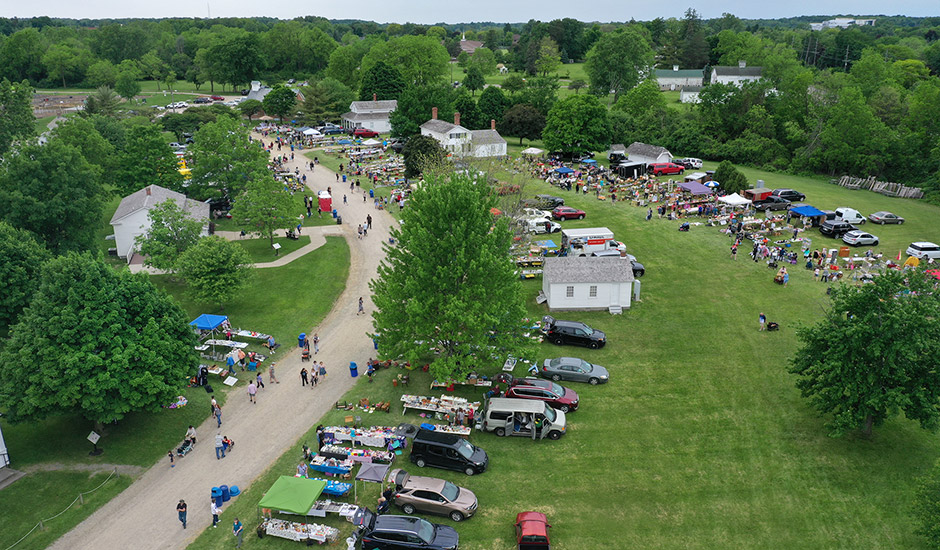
[176,235,254,310]
[500,103,545,146]
[361,35,449,87]
[134,199,205,272]
[230,172,304,246]
[712,160,749,194]
[301,78,356,125]
[389,84,454,138]
[0,78,34,156]
[584,26,655,100]
[262,84,298,122]
[358,60,405,101]
[0,221,51,331]
[370,172,531,380]
[541,94,609,154]
[113,124,184,196]
[189,116,268,201]
[402,134,446,179]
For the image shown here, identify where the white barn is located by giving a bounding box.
[626,142,673,165]
[655,66,704,91]
[341,97,398,134]
[110,185,209,262]
[711,61,763,86]
[542,257,634,313]
[679,85,702,104]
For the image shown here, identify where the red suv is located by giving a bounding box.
[505,378,579,412]
[353,128,380,138]
[552,206,585,220]
[648,162,684,176]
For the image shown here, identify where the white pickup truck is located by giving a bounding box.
[525,217,561,234]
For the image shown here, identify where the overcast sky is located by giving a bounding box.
[6,0,937,23]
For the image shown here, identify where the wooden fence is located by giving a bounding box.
[832,175,924,199]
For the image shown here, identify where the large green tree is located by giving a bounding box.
[189,116,268,200]
[0,78,35,156]
[114,69,141,101]
[477,85,511,127]
[176,235,253,311]
[326,36,380,91]
[134,199,205,272]
[358,60,406,101]
[462,67,485,96]
[542,94,610,154]
[501,103,546,145]
[402,134,446,179]
[0,140,104,254]
[262,84,298,122]
[0,221,51,330]
[0,253,198,430]
[789,269,940,437]
[361,35,449,87]
[584,26,655,100]
[389,84,454,138]
[712,160,749,195]
[113,124,184,196]
[301,78,356,125]
[49,116,115,175]
[229,173,304,246]
[370,172,530,379]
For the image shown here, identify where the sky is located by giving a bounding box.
[4,0,937,22]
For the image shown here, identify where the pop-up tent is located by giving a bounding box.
[354,462,390,503]
[190,314,229,332]
[678,181,713,195]
[717,193,752,208]
[258,476,327,516]
[361,138,382,146]
[789,205,826,218]
[553,167,574,175]
[581,159,597,165]
[336,139,352,145]
[520,147,544,156]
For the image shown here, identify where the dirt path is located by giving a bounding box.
[48,143,394,550]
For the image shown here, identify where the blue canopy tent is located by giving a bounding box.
[581,159,597,165]
[678,181,713,195]
[789,205,826,218]
[190,314,229,332]
[553,166,574,175]
[336,139,352,145]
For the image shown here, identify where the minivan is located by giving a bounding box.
[410,429,488,476]
[906,242,940,260]
[541,316,606,349]
[478,398,567,440]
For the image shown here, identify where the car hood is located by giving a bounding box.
[591,364,610,379]
[562,387,579,403]
[432,525,460,549]
[454,488,478,510]
[470,448,488,467]
[592,329,606,340]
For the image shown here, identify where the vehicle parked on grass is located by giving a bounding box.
[540,357,609,385]
[478,398,567,440]
[210,95,225,101]
[353,128,380,138]
[753,196,791,211]
[505,378,579,412]
[590,249,645,277]
[517,207,552,220]
[410,429,488,476]
[552,206,585,220]
[679,157,703,169]
[192,97,212,104]
[534,194,565,208]
[842,230,879,247]
[742,188,772,202]
[771,188,805,202]
[387,469,478,522]
[320,126,344,135]
[906,242,940,260]
[819,219,857,238]
[541,316,606,349]
[354,509,458,550]
[609,151,627,164]
[515,511,551,550]
[524,218,561,234]
[835,207,866,225]
[647,162,684,176]
[560,227,625,256]
[868,211,905,225]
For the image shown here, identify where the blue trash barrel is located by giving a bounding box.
[229,485,241,497]
[342,175,347,182]
[298,333,306,348]
[349,362,358,378]
[211,487,223,507]
[220,485,231,502]
[372,338,379,350]
[369,189,374,198]
[332,209,338,218]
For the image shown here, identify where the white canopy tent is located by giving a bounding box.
[717,193,752,208]
[303,128,322,136]
[361,138,382,146]
[520,147,544,156]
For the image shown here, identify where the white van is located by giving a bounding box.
[835,207,866,225]
[478,398,566,440]
[525,217,560,234]
[561,227,626,256]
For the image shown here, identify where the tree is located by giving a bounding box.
[370,172,530,380]
[468,47,498,76]
[42,42,90,88]
[913,458,940,547]
[389,84,454,138]
[534,36,562,76]
[453,92,484,130]
[176,236,253,311]
[613,79,666,118]
[301,78,356,125]
[502,74,526,95]
[584,27,655,100]
[114,70,141,101]
[808,86,890,176]
[462,66,485,96]
[712,161,749,194]
[238,98,263,120]
[326,36,380,91]
[456,51,470,69]
[788,269,940,438]
[229,173,304,247]
[134,199,205,272]
[477,85,511,126]
[542,94,609,154]
[0,253,198,430]
[86,59,117,88]
[361,35,449,86]
[83,86,121,116]
[501,103,545,146]
[0,221,50,330]
[402,134,446,179]
[358,61,406,101]
[113,125,184,196]
[0,78,35,156]
[50,116,115,175]
[569,79,586,94]
[189,116,269,200]
[0,140,103,254]
[262,84,298,122]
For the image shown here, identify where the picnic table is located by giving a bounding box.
[205,339,249,349]
[307,501,359,519]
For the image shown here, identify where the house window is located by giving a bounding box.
[589,285,597,298]
[566,286,574,298]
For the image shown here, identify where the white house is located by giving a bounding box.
[810,17,875,31]
[470,123,507,158]
[110,185,209,262]
[679,85,703,104]
[655,66,704,91]
[420,109,507,158]
[341,96,398,134]
[542,257,634,313]
[711,61,763,86]
[625,142,673,165]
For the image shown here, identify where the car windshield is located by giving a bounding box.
[580,359,593,371]
[441,481,459,502]
[549,358,562,367]
[550,382,564,394]
[416,519,434,544]
[456,439,475,460]
[543,406,556,423]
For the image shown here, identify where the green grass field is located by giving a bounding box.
[233,235,310,262]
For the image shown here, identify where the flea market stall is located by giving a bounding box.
[257,476,340,543]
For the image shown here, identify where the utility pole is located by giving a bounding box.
[843,45,850,71]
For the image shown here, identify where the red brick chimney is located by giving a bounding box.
[373,93,377,102]
[491,119,496,130]
[454,112,460,126]
[145,186,151,196]
[431,107,438,120]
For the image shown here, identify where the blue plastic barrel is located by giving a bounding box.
[220,485,231,502]
[332,209,338,218]
[349,362,358,378]
[229,485,241,497]
[369,189,374,198]
[298,333,306,347]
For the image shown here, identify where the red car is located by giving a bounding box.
[210,95,224,101]
[353,128,380,138]
[505,377,579,412]
[516,511,551,550]
[648,162,684,176]
[551,206,585,220]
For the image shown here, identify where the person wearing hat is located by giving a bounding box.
[176,499,187,529]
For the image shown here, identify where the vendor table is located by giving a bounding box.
[308,477,351,497]
[400,394,480,417]
[430,379,492,390]
[233,329,271,341]
[261,518,339,543]
[309,455,354,476]
[307,501,359,519]
[322,426,407,450]
[205,339,249,349]
[422,424,471,437]
[319,445,394,464]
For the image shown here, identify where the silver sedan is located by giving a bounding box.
[540,357,609,385]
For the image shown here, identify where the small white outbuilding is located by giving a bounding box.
[542,257,634,314]
[110,185,209,262]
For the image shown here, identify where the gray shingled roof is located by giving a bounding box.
[343,111,390,121]
[626,142,671,159]
[609,143,627,153]
[470,129,506,145]
[543,257,634,284]
[110,185,209,225]
[680,85,703,93]
[420,119,459,134]
[713,66,763,77]
[350,100,397,112]
[654,68,705,79]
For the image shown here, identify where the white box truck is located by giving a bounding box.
[561,227,626,256]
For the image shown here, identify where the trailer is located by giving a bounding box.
[560,227,625,257]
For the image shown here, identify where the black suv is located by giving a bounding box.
[410,429,489,476]
[354,509,458,550]
[541,316,606,349]
[534,194,565,208]
[820,219,856,238]
[771,188,805,202]
[754,196,791,211]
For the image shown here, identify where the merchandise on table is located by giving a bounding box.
[306,477,352,496]
[261,518,339,543]
[321,426,407,450]
[309,454,354,475]
[400,394,481,416]
[319,445,394,464]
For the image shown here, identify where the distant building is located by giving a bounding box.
[470,124,507,158]
[459,33,484,54]
[655,66,704,91]
[110,185,209,262]
[245,80,271,102]
[542,257,634,313]
[810,17,876,31]
[341,96,398,134]
[420,109,506,158]
[710,61,763,86]
[679,85,703,104]
[625,142,673,165]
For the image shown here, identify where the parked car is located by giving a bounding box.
[648,162,684,176]
[552,206,585,220]
[906,242,940,260]
[589,249,645,278]
[209,95,224,101]
[609,151,627,164]
[192,97,212,104]
[540,357,609,385]
[353,128,380,138]
[679,157,703,169]
[819,219,857,238]
[320,126,344,135]
[286,78,296,84]
[389,138,407,153]
[505,378,579,412]
[868,211,905,225]
[842,230,879,247]
[771,188,805,202]
[534,194,565,208]
[518,207,552,220]
[835,207,866,225]
[240,89,249,95]
[550,151,592,162]
[388,469,478,522]
[753,196,791,211]
[515,511,551,550]
[525,218,561,234]
[541,316,606,349]
[354,509,458,550]
[410,429,488,476]
[477,398,566,440]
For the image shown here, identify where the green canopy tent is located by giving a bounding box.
[258,476,327,517]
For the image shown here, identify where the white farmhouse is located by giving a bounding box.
[420,109,506,158]
[341,95,398,134]
[469,123,507,158]
[110,185,209,263]
[625,142,673,165]
[711,61,763,86]
[679,85,703,104]
[542,257,634,313]
[655,66,704,91]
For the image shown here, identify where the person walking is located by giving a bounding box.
[211,500,221,528]
[358,297,364,315]
[646,208,652,221]
[168,450,175,468]
[185,425,196,447]
[255,372,265,390]
[215,432,225,459]
[269,362,280,384]
[247,380,257,404]
[759,312,767,332]
[177,500,187,529]
[318,361,327,380]
[214,405,222,428]
[731,243,738,260]
[311,368,319,387]
[210,396,218,418]
[344,194,348,205]
[367,214,372,230]
[313,333,319,354]
[300,367,308,386]
[233,517,244,548]
[783,268,790,287]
